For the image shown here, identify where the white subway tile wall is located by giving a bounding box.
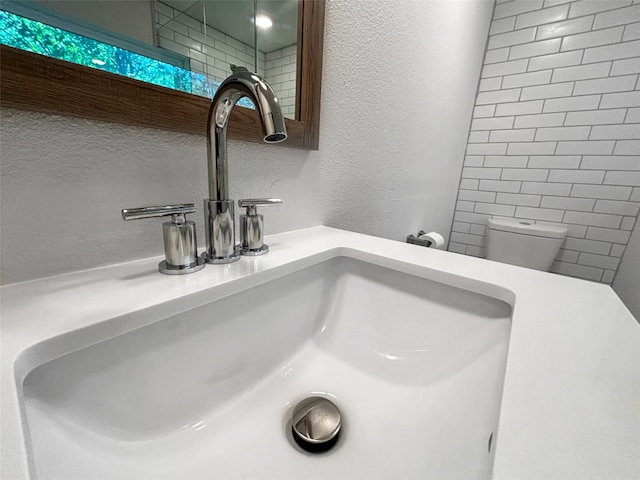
[452,0,640,283]
[154,1,297,118]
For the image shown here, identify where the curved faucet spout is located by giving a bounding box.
[206,71,287,202]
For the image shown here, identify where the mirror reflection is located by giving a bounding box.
[0,0,298,119]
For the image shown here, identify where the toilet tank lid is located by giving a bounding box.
[487,218,568,239]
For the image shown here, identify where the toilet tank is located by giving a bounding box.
[485,219,568,272]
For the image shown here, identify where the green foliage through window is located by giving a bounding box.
[0,10,255,109]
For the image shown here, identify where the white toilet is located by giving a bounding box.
[485,218,568,272]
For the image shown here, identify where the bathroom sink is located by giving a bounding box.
[21,256,512,480]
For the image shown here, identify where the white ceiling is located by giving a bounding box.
[160,0,298,53]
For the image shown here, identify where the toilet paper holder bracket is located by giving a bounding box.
[406,230,432,248]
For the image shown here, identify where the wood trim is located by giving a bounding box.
[0,0,323,150]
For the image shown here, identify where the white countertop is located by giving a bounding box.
[1,226,639,480]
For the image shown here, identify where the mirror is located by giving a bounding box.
[0,0,324,149]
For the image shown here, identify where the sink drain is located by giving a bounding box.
[291,396,341,453]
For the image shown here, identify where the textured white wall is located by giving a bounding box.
[613,219,640,321]
[0,0,493,284]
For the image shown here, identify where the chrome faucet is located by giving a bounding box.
[201,71,287,264]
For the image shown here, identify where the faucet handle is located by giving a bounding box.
[120,203,205,275]
[237,198,282,255]
[238,198,283,215]
[121,203,196,221]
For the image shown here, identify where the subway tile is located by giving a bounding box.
[536,15,594,40]
[551,62,611,83]
[604,170,640,185]
[491,16,516,35]
[483,59,529,78]
[542,95,600,112]
[467,143,509,155]
[469,132,490,143]
[510,39,562,60]
[470,224,487,236]
[554,222,590,237]
[479,180,523,192]
[452,222,472,233]
[536,126,591,141]
[614,140,640,155]
[457,200,476,212]
[454,211,491,224]
[594,199,640,215]
[450,232,485,247]
[551,261,604,281]
[574,74,637,95]
[508,141,557,155]
[471,116,515,130]
[448,242,467,254]
[489,28,537,50]
[571,183,633,199]
[599,91,640,108]
[569,0,632,19]
[496,192,543,206]
[611,57,640,75]
[514,112,565,128]
[485,48,511,64]
[610,244,627,256]
[556,140,615,154]
[561,26,624,52]
[623,22,640,41]
[602,270,616,284]
[521,82,574,100]
[466,245,486,258]
[477,89,522,105]
[563,210,622,227]
[548,169,606,183]
[502,70,553,89]
[490,129,537,142]
[590,123,640,139]
[544,0,573,6]
[502,168,550,181]
[495,0,544,20]
[473,105,497,118]
[621,216,637,230]
[496,100,544,116]
[578,252,620,270]
[564,237,612,254]
[462,167,503,179]
[565,109,627,126]
[479,77,503,92]
[516,206,565,221]
[475,202,517,216]
[484,155,529,167]
[581,155,640,170]
[158,37,189,57]
[515,5,569,29]
[464,155,485,166]
[593,4,640,29]
[460,179,480,190]
[528,50,582,71]
[541,195,595,211]
[582,40,640,63]
[522,181,572,195]
[626,107,640,123]
[528,155,581,168]
[557,248,580,263]
[459,190,497,202]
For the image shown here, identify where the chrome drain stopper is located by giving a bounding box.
[291,397,341,453]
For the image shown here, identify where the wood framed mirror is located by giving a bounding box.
[0,0,324,150]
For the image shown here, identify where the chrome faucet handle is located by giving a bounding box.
[238,198,282,255]
[121,203,205,275]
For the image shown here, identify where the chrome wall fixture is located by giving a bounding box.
[202,71,287,264]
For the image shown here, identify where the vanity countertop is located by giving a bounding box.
[1,226,639,480]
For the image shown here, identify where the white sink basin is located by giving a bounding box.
[21,256,511,479]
